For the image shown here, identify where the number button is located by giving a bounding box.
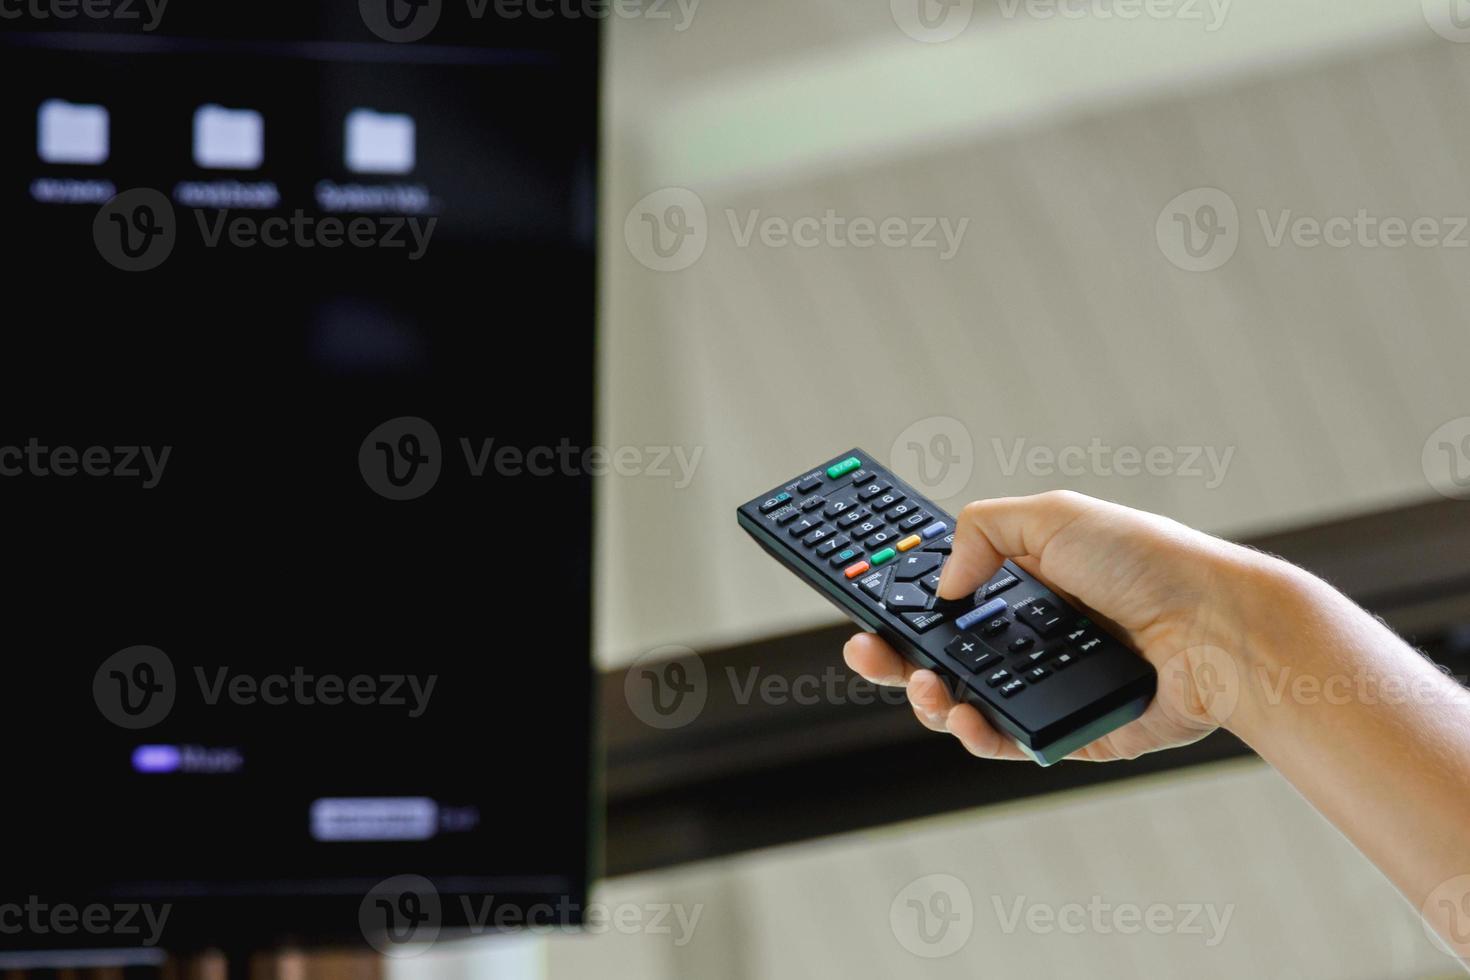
[872,491,906,511]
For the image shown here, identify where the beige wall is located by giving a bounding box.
[596,0,1470,667]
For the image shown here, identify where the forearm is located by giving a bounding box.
[1226,555,1470,947]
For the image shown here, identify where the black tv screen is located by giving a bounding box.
[0,3,596,953]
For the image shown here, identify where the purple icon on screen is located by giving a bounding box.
[131,744,182,773]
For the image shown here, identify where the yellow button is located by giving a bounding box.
[896,534,922,552]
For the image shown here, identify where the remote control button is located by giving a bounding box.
[870,547,897,566]
[984,572,1021,597]
[921,521,948,540]
[1025,666,1051,683]
[999,678,1027,697]
[1052,651,1077,670]
[984,617,1009,636]
[849,468,872,484]
[788,515,822,536]
[823,491,860,518]
[920,571,942,593]
[956,596,1008,632]
[872,491,906,511]
[902,611,946,633]
[852,516,886,536]
[1064,626,1088,644]
[1009,636,1034,653]
[827,456,862,479]
[815,534,851,556]
[836,508,870,528]
[923,532,955,553]
[772,506,801,525]
[798,495,824,512]
[899,511,930,530]
[886,501,919,521]
[760,491,792,513]
[883,581,930,611]
[896,534,922,552]
[1017,599,1067,637]
[894,551,942,581]
[858,567,893,601]
[946,633,983,660]
[830,547,863,567]
[856,481,891,501]
[797,475,823,494]
[802,524,836,546]
[865,528,902,548]
[843,561,870,579]
[984,668,1012,688]
[1023,647,1058,667]
[1074,634,1104,656]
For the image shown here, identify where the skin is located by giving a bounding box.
[843,491,1470,957]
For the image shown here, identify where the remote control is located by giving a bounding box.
[736,449,1156,765]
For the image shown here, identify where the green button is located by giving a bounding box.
[827,456,861,479]
[871,547,896,566]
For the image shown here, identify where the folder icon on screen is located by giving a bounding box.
[37,99,110,165]
[345,109,416,175]
[193,104,264,170]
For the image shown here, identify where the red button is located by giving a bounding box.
[844,561,870,579]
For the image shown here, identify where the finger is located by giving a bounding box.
[936,491,1094,600]
[945,702,1032,760]
[907,669,955,731]
[843,632,915,687]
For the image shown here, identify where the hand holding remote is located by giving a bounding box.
[848,489,1292,761]
[848,489,1470,959]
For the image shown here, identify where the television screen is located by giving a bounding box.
[0,3,597,953]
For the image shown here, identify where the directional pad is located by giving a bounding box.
[883,580,931,612]
[893,551,942,581]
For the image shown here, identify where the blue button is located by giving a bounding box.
[921,521,947,540]
[761,491,793,513]
[956,597,1009,632]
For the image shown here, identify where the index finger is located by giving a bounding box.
[935,491,1091,600]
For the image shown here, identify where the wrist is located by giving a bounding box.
[1212,548,1414,749]
[1200,548,1332,745]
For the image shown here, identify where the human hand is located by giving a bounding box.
[843,490,1273,762]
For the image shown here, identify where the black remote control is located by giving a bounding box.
[736,449,1156,765]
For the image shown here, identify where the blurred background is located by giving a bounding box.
[585,0,1470,976]
[3,0,1470,977]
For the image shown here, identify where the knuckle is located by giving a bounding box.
[1036,488,1088,513]
[959,499,991,523]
